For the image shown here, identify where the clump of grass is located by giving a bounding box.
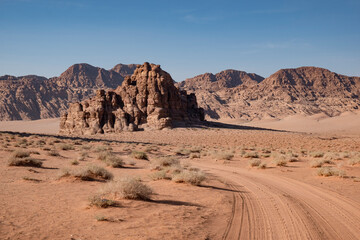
[58,143,75,151]
[172,170,206,186]
[22,176,41,182]
[310,160,324,168]
[101,177,153,200]
[97,151,124,168]
[131,151,148,160]
[258,162,267,169]
[149,170,169,180]
[71,160,79,165]
[311,152,324,158]
[213,151,234,160]
[95,215,108,221]
[249,159,262,167]
[47,150,60,156]
[12,150,30,158]
[348,158,360,166]
[89,195,118,208]
[190,147,202,153]
[317,167,346,178]
[190,153,200,159]
[59,165,113,181]
[8,157,42,167]
[175,148,191,156]
[94,145,112,152]
[274,157,288,167]
[243,152,259,158]
[150,157,180,170]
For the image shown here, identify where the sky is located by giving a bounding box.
[0,0,359,81]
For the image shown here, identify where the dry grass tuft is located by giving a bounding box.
[59,165,113,181]
[131,151,148,160]
[172,170,206,186]
[213,151,234,160]
[101,177,153,200]
[97,151,124,168]
[249,159,262,167]
[89,195,118,208]
[243,152,259,158]
[12,150,30,158]
[317,167,346,178]
[149,170,169,180]
[58,143,75,151]
[8,157,42,167]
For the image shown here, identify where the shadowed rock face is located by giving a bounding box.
[59,63,204,134]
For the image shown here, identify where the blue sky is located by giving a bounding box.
[0,0,359,81]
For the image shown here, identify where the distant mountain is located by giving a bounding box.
[176,70,264,91]
[177,67,360,120]
[0,63,137,120]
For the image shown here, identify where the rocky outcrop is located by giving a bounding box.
[59,63,204,134]
[0,63,136,120]
[178,67,360,120]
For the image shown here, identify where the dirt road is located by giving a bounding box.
[193,162,360,240]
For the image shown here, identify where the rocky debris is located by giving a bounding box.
[178,67,360,120]
[59,63,204,134]
[0,63,136,120]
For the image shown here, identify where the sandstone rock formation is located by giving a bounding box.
[59,63,204,134]
[178,67,360,120]
[0,63,136,120]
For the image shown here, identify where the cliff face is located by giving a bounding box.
[177,67,360,120]
[59,63,204,134]
[0,63,136,120]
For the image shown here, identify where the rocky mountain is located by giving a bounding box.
[178,67,360,120]
[60,63,204,134]
[176,70,264,91]
[0,63,136,120]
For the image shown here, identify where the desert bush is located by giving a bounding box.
[81,145,91,150]
[190,153,200,159]
[101,177,153,200]
[8,157,42,167]
[94,145,112,152]
[172,170,206,186]
[348,158,360,166]
[12,150,30,158]
[149,170,169,180]
[213,151,234,160]
[89,195,118,208]
[47,149,60,156]
[131,151,148,160]
[58,143,75,151]
[317,167,346,178]
[243,152,259,158]
[311,152,324,158]
[274,157,288,167]
[190,147,202,153]
[175,148,191,156]
[97,151,124,167]
[258,162,267,169]
[310,160,324,168]
[249,159,262,167]
[59,165,113,181]
[71,160,79,165]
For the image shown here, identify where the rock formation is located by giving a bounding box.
[59,63,204,134]
[0,63,136,120]
[178,67,360,120]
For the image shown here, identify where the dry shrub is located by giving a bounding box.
[150,157,180,170]
[94,145,113,152]
[190,153,200,159]
[132,151,148,160]
[58,143,75,151]
[89,195,118,208]
[12,150,30,158]
[310,160,324,168]
[59,165,113,181]
[274,158,288,167]
[311,152,324,158]
[317,167,346,178]
[258,162,267,169]
[172,170,206,186]
[243,151,259,158]
[71,160,79,165]
[149,170,169,180]
[101,177,153,200]
[249,159,262,167]
[8,157,42,167]
[175,148,191,156]
[213,151,234,160]
[47,150,60,156]
[97,151,124,168]
[348,158,360,166]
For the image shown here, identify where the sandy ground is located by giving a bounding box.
[0,118,60,134]
[1,116,360,239]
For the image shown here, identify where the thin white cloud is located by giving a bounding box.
[182,14,218,24]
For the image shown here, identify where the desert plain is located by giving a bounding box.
[1,113,360,240]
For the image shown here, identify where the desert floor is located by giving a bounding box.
[0,115,360,239]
